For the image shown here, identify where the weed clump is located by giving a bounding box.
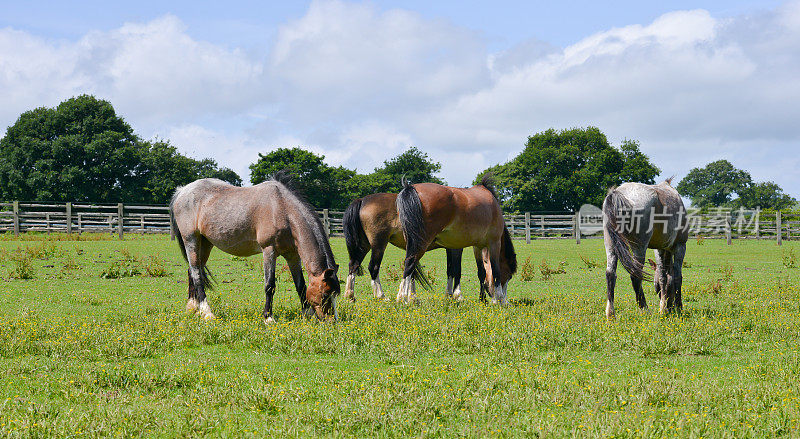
[540,259,566,280]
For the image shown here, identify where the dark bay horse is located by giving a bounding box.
[169,176,340,323]
[343,192,515,302]
[602,179,688,319]
[395,179,517,304]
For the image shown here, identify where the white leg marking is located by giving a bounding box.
[452,284,464,302]
[198,300,216,320]
[606,300,615,320]
[186,297,199,313]
[406,277,418,304]
[372,278,386,300]
[344,273,356,302]
[264,316,276,325]
[396,277,407,302]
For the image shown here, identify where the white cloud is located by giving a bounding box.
[1,1,799,197]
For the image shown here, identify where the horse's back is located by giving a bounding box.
[172,180,288,256]
[415,183,503,248]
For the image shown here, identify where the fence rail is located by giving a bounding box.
[0,202,797,244]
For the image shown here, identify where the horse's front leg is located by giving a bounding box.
[474,249,488,303]
[286,253,313,319]
[671,243,686,313]
[262,246,278,324]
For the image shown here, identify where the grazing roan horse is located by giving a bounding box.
[395,178,517,304]
[342,191,516,302]
[602,179,688,319]
[169,176,340,323]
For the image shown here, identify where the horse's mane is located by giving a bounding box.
[269,170,337,270]
[478,174,500,200]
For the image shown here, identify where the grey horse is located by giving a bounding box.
[169,175,340,323]
[602,179,688,319]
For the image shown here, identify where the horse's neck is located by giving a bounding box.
[287,205,331,275]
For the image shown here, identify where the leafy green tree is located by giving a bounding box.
[0,95,140,202]
[370,146,445,193]
[475,127,660,212]
[676,160,752,208]
[127,141,241,204]
[0,95,241,204]
[249,147,356,209]
[733,181,795,210]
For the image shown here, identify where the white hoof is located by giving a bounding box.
[198,300,215,320]
[264,316,276,325]
[606,301,615,320]
[186,298,199,313]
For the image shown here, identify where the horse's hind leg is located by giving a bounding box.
[262,246,277,324]
[185,234,215,320]
[186,270,198,312]
[671,243,686,313]
[479,244,505,305]
[605,241,618,319]
[630,247,649,311]
[368,243,388,300]
[446,248,464,301]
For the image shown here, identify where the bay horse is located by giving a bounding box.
[169,175,340,323]
[395,178,517,304]
[342,191,516,302]
[602,179,688,319]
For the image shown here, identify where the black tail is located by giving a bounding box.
[603,189,648,280]
[501,225,517,276]
[170,190,214,291]
[343,198,369,276]
[396,178,431,290]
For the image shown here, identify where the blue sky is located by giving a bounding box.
[1,0,798,198]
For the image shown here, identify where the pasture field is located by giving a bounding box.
[0,234,799,438]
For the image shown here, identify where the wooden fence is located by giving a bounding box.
[0,202,797,245]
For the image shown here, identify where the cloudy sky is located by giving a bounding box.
[1,0,798,197]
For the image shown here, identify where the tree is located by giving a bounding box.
[474,127,660,212]
[732,182,795,210]
[0,95,242,203]
[676,160,752,208]
[0,95,140,202]
[127,141,241,204]
[249,147,356,209]
[370,146,445,193]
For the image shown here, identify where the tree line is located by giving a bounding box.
[0,95,795,210]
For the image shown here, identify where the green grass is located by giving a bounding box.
[0,234,799,437]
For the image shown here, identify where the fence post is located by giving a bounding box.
[725,211,731,245]
[140,215,145,235]
[575,213,581,244]
[755,208,760,240]
[12,201,19,236]
[524,212,531,244]
[777,210,782,246]
[117,203,124,239]
[323,209,330,237]
[66,202,72,234]
[46,213,51,234]
[78,213,82,234]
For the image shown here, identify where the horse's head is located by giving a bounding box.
[306,267,340,322]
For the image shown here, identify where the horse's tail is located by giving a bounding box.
[169,191,187,263]
[396,178,432,290]
[603,189,648,280]
[501,225,517,277]
[343,198,368,276]
[170,189,214,291]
